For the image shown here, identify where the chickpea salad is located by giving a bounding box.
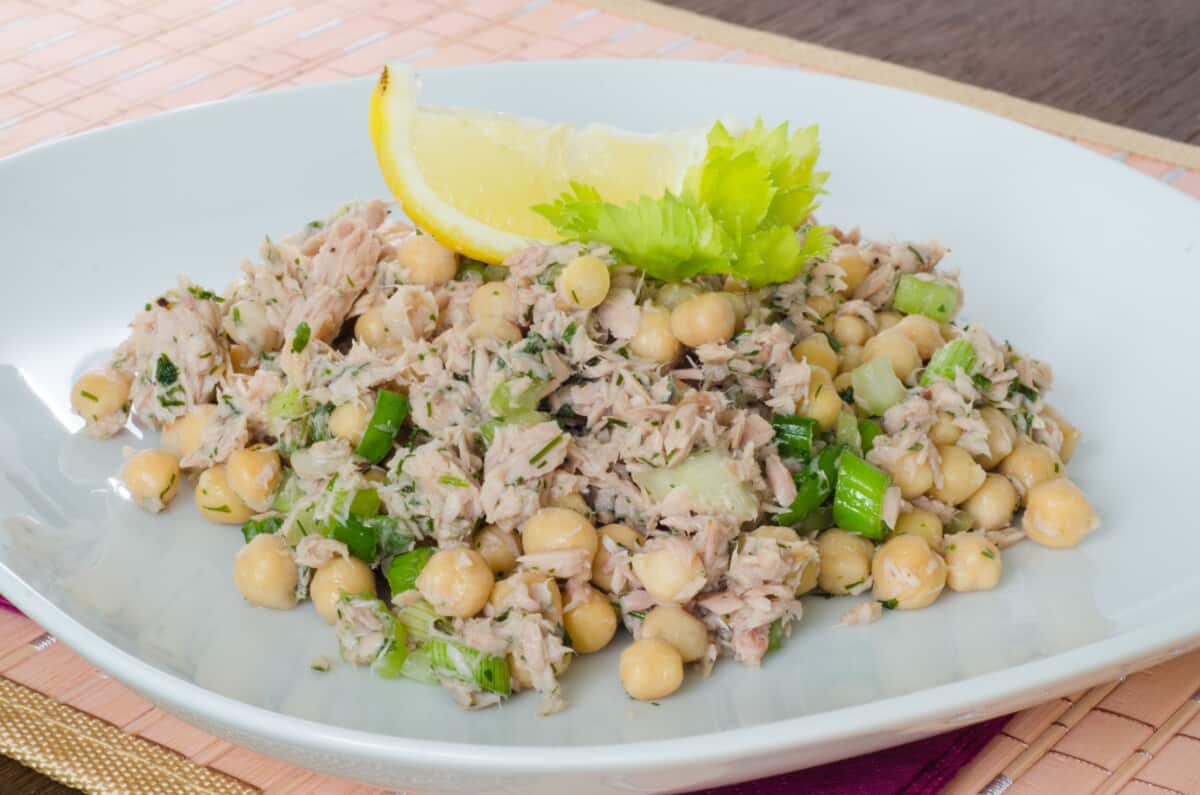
[72,119,1097,713]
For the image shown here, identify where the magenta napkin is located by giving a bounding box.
[694,716,1007,794]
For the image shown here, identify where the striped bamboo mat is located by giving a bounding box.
[2,1,1199,793]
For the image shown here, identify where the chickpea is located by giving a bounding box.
[833,372,854,393]
[329,401,371,446]
[474,525,521,575]
[1042,404,1081,463]
[226,446,282,512]
[961,473,1018,532]
[310,555,376,624]
[563,585,618,654]
[801,366,843,431]
[816,529,874,594]
[999,438,1063,502]
[229,344,256,374]
[929,413,961,446]
[977,407,1017,469]
[549,492,591,517]
[415,547,494,618]
[670,293,736,348]
[593,523,642,593]
[640,605,708,662]
[880,450,934,499]
[468,282,516,322]
[891,315,944,360]
[805,293,837,321]
[490,571,563,623]
[830,244,870,295]
[233,534,297,609]
[1023,479,1099,549]
[894,508,944,549]
[120,449,181,513]
[833,315,870,348]
[223,299,280,352]
[620,637,684,701]
[161,404,216,460]
[655,283,699,310]
[944,532,1002,592]
[792,333,838,376]
[877,310,902,331]
[558,254,610,310]
[521,507,598,560]
[720,292,749,324]
[195,465,255,524]
[399,234,457,285]
[466,316,523,343]
[872,534,946,609]
[632,545,705,603]
[839,343,866,373]
[354,307,393,349]
[932,444,987,506]
[70,370,131,423]
[864,331,921,383]
[629,305,681,364]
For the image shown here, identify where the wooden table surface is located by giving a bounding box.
[2,1,1195,792]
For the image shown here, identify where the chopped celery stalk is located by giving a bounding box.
[774,445,843,524]
[633,450,759,523]
[946,510,976,534]
[371,516,414,558]
[858,419,884,454]
[371,630,410,680]
[766,617,786,653]
[285,503,317,545]
[241,515,282,544]
[851,357,908,416]
[794,505,835,533]
[480,410,549,445]
[395,600,440,643]
[835,411,861,450]
[328,515,378,562]
[426,637,511,696]
[348,488,381,517]
[920,339,977,386]
[355,389,409,464]
[271,471,303,512]
[387,548,435,594]
[833,451,891,540]
[268,385,306,419]
[893,274,959,322]
[489,378,549,419]
[771,415,818,460]
[399,646,438,685]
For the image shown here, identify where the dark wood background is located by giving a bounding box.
[4,1,1197,792]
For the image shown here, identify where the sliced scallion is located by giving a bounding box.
[387,548,435,595]
[355,389,409,463]
[833,451,891,540]
[426,637,511,696]
[771,415,818,460]
[858,419,884,454]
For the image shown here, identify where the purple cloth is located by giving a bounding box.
[694,716,1007,795]
[0,592,1003,791]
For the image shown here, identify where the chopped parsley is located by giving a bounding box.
[981,548,996,560]
[158,472,176,501]
[1009,382,1040,402]
[291,321,311,353]
[879,598,899,610]
[186,285,223,302]
[562,321,577,344]
[78,389,99,402]
[154,354,178,386]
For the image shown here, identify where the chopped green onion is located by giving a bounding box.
[395,600,441,644]
[398,646,439,685]
[426,637,511,696]
[355,389,409,464]
[528,433,564,467]
[858,419,884,454]
[267,385,307,419]
[793,505,835,534]
[241,515,283,544]
[480,410,548,445]
[291,321,311,353]
[766,618,786,653]
[328,515,378,562]
[771,415,818,460]
[348,488,381,517]
[371,630,410,680]
[920,340,977,386]
[489,378,549,419]
[271,472,303,512]
[835,411,861,450]
[851,357,908,416]
[833,451,892,540]
[775,444,843,524]
[369,515,415,559]
[387,548,435,595]
[946,510,975,534]
[893,274,958,322]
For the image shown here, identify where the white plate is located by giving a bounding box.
[1,61,1198,794]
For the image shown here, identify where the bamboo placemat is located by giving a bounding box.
[2,1,1200,793]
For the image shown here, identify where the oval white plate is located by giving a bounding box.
[1,61,1199,794]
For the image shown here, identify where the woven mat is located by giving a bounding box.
[3,1,1200,793]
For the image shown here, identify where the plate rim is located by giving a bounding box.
[2,59,1199,775]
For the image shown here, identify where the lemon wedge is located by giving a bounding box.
[369,63,709,264]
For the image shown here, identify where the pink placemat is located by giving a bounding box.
[2,2,1199,794]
